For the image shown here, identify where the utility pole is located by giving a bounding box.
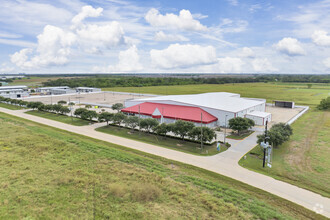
[224,115,228,144]
[138,105,141,135]
[103,91,106,101]
[200,112,203,152]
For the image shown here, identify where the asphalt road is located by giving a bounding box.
[1,107,329,218]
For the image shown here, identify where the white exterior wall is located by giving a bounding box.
[245,114,271,126]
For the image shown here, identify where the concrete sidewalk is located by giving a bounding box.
[0,107,329,218]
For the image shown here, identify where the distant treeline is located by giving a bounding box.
[42,74,330,88]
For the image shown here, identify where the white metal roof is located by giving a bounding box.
[247,111,271,118]
[132,92,265,113]
[76,87,100,89]
[0,85,27,90]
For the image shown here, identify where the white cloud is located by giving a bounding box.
[252,58,277,72]
[154,31,189,42]
[109,45,143,72]
[227,0,238,6]
[71,5,103,27]
[11,25,76,69]
[150,44,217,69]
[10,48,33,69]
[76,22,126,49]
[239,47,255,58]
[312,30,330,46]
[145,8,207,31]
[323,57,330,69]
[275,37,306,56]
[217,57,244,73]
[0,63,15,73]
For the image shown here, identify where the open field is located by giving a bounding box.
[0,103,25,110]
[239,110,330,197]
[105,82,329,106]
[26,110,90,126]
[96,125,225,156]
[7,77,59,87]
[0,112,324,219]
[7,76,85,87]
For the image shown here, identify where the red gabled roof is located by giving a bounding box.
[121,102,218,124]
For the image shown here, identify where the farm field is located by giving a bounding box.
[239,110,330,197]
[0,112,323,219]
[96,125,225,156]
[105,82,329,106]
[26,110,90,126]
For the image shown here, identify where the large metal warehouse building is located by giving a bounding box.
[122,92,271,127]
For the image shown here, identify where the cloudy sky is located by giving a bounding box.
[0,0,330,74]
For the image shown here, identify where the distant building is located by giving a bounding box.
[76,87,101,93]
[35,86,75,95]
[0,85,29,99]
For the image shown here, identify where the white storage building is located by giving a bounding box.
[0,85,29,99]
[123,92,271,127]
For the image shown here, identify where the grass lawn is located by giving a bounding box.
[25,110,90,126]
[227,131,254,140]
[96,125,225,156]
[0,112,325,219]
[0,103,25,110]
[105,82,329,107]
[239,109,330,198]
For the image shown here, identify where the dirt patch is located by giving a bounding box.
[266,106,304,127]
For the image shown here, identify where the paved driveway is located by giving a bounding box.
[0,107,329,218]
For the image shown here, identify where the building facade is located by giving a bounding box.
[123,92,271,127]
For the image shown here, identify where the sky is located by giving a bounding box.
[0,0,330,74]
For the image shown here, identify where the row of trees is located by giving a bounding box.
[0,96,28,107]
[42,74,330,88]
[257,123,293,147]
[74,110,217,143]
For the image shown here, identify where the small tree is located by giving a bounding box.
[154,123,169,137]
[52,104,63,114]
[140,118,159,133]
[112,103,124,112]
[112,112,127,125]
[307,84,312,89]
[125,116,139,130]
[98,112,114,125]
[58,100,67,105]
[85,105,92,109]
[317,97,330,110]
[228,117,254,135]
[81,110,97,121]
[74,108,88,118]
[189,127,216,143]
[257,123,293,148]
[59,106,70,115]
[172,120,195,140]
